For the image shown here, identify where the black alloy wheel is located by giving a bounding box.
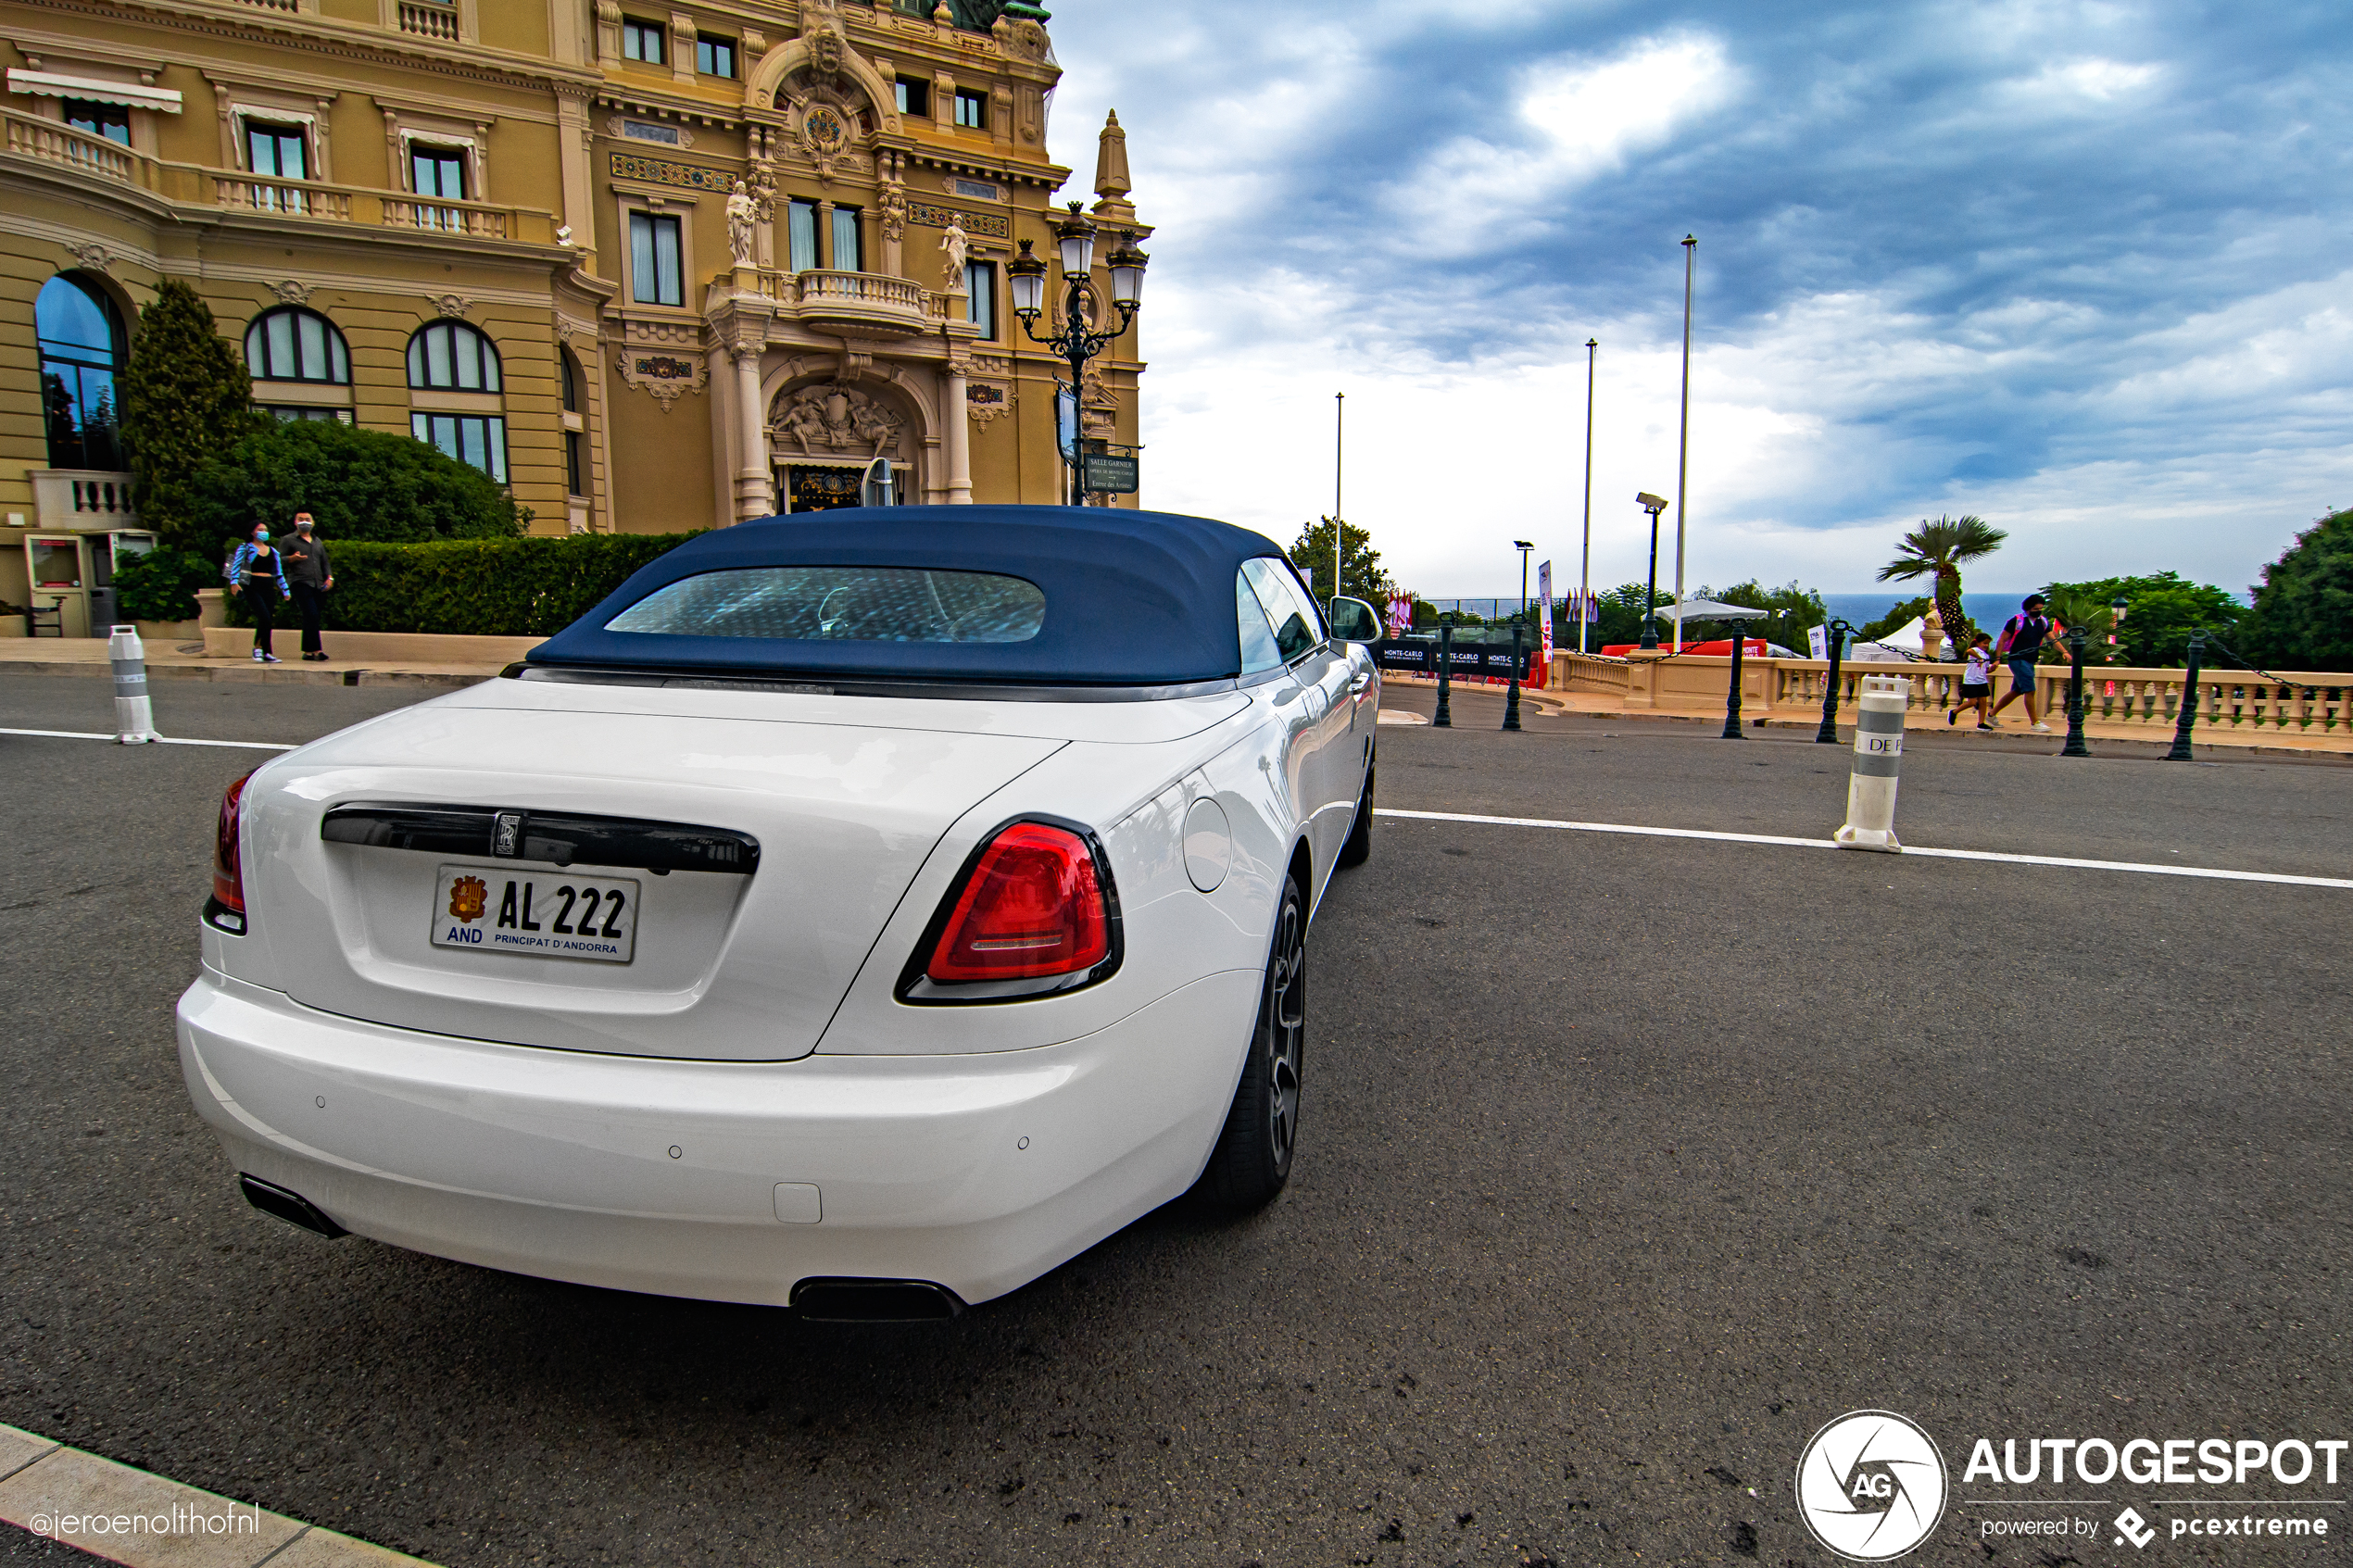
[1197,868,1307,1210]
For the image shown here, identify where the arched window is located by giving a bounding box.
[406,320,501,392]
[36,273,125,470]
[406,320,507,483]
[245,307,349,383]
[559,347,586,497]
[560,347,580,412]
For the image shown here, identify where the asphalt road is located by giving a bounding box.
[4,673,2348,1566]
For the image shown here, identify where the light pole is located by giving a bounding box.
[1006,204,1148,507]
[1636,491,1667,650]
[1515,539,1534,627]
[1580,337,1596,654]
[1673,233,1695,652]
[2109,594,2128,659]
[1332,392,1344,602]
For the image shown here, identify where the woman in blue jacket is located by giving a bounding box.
[224,525,292,665]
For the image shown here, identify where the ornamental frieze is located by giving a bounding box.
[610,152,732,192]
[908,202,1010,240]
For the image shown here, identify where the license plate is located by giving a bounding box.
[431,864,639,963]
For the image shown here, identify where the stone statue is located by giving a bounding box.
[879,182,906,243]
[725,179,756,268]
[939,214,970,293]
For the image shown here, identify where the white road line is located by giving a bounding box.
[1376,808,2353,890]
[0,726,294,752]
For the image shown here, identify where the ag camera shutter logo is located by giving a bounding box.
[1795,1410,1949,1561]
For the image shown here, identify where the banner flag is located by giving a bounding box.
[1537,561,1554,666]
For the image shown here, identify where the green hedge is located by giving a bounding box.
[224,533,701,636]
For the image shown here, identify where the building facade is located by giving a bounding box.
[0,0,1148,628]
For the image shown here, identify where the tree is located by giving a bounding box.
[1288,516,1395,608]
[187,418,525,552]
[2038,572,2244,667]
[120,278,256,547]
[1701,578,1831,655]
[2239,510,2353,670]
[1876,514,2007,646]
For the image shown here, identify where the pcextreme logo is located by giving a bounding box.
[1794,1411,1950,1561]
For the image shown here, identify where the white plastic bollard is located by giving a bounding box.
[107,623,160,745]
[1833,673,1905,852]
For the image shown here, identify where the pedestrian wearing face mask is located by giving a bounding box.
[282,511,335,662]
[223,524,291,664]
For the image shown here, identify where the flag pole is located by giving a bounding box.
[1332,392,1344,602]
[1673,234,1694,653]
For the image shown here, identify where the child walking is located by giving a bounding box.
[1949,631,1994,729]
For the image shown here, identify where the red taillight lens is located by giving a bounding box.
[925,822,1111,985]
[213,771,252,914]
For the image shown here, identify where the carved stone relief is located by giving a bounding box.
[966,382,1013,428]
[769,383,906,458]
[272,280,316,305]
[614,318,708,409]
[66,243,111,274]
[433,294,472,319]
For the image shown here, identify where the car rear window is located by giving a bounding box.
[605,566,1047,644]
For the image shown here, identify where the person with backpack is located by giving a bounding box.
[281,511,335,662]
[223,524,291,665]
[1987,593,2062,731]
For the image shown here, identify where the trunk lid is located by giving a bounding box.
[239,689,1066,1060]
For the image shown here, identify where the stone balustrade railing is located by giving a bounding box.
[6,104,550,244]
[1554,651,2352,736]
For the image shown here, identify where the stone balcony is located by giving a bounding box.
[756,269,950,340]
[3,105,555,245]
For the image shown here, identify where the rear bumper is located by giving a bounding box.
[176,965,1260,1306]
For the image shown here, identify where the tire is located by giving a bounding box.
[1197,868,1306,1211]
[1337,759,1374,869]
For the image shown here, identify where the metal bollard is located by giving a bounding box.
[1832,673,1906,852]
[2163,632,2205,760]
[1814,618,1851,743]
[1502,623,1523,732]
[1433,614,1453,728]
[1720,628,1747,739]
[107,624,159,745]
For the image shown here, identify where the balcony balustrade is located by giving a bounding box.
[396,1,461,41]
[755,269,949,338]
[5,105,549,244]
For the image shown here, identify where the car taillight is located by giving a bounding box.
[922,821,1114,988]
[211,771,254,930]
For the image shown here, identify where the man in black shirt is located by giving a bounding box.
[1988,593,2059,730]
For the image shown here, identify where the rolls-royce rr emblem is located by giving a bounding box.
[493,812,522,857]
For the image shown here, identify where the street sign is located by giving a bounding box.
[1079,451,1139,494]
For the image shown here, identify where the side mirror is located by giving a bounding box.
[1327,596,1380,645]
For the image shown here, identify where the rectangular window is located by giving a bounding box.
[410,144,467,201]
[894,77,929,118]
[62,99,131,147]
[787,199,819,273]
[267,407,351,423]
[245,121,307,181]
[696,36,736,77]
[628,211,684,306]
[411,412,509,484]
[830,206,862,273]
[953,89,987,130]
[621,19,665,63]
[965,260,996,339]
[565,430,585,495]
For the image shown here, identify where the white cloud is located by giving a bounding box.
[1387,33,1738,256]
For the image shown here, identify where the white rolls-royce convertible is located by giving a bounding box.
[178,507,1381,1320]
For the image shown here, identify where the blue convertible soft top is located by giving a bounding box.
[526,505,1290,687]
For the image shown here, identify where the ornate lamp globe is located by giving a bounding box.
[1105,234,1149,308]
[1053,202,1097,277]
[1006,240,1047,318]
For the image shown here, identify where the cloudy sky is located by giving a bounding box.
[1040,0,2353,600]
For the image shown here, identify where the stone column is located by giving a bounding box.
[732,346,773,521]
[944,359,972,505]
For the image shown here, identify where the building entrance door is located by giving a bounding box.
[779,463,912,512]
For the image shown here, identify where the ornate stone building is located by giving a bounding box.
[0,0,1149,628]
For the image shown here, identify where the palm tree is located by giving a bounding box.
[1877,514,2007,653]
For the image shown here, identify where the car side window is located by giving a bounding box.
[1241,558,1322,664]
[1237,569,1285,676]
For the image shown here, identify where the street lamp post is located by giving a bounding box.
[2164,631,2206,760]
[1814,618,1853,743]
[1580,337,1596,654]
[1636,492,1668,650]
[1515,540,1534,627]
[1672,233,1695,653]
[2109,594,2128,658]
[1006,205,1147,507]
[1332,392,1345,601]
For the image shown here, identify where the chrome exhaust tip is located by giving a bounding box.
[789,1277,964,1323]
[238,1173,348,1239]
